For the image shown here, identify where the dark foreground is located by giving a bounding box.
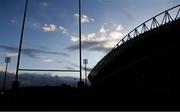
[0,86,180,111]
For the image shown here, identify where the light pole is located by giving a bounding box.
[83,59,88,86]
[3,57,11,91]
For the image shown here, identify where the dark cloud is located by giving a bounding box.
[0,45,69,58]
[0,45,17,52]
[65,67,75,70]
[22,48,69,57]
[66,41,99,50]
[25,42,50,50]
[65,61,92,72]
[66,41,111,53]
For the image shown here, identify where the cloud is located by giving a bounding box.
[0,45,69,59]
[59,26,68,35]
[25,42,49,50]
[42,24,57,32]
[22,48,69,57]
[11,19,18,24]
[42,24,70,35]
[72,62,93,72]
[4,52,18,57]
[0,45,18,57]
[37,56,53,63]
[11,18,41,29]
[42,59,53,63]
[67,24,124,52]
[65,61,92,72]
[67,40,111,52]
[57,60,62,63]
[32,23,41,28]
[38,56,53,63]
[74,13,94,24]
[12,17,42,29]
[99,24,109,34]
[40,2,49,7]
[27,21,41,29]
[65,67,75,70]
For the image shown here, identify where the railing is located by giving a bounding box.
[89,4,180,77]
[113,4,180,49]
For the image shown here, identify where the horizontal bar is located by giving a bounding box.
[18,68,80,72]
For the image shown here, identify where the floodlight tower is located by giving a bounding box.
[3,57,11,91]
[83,59,88,86]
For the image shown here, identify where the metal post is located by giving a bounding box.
[77,0,84,88]
[79,0,82,82]
[13,0,28,89]
[15,0,28,82]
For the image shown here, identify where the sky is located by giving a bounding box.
[0,0,179,79]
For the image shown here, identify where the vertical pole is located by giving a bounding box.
[15,0,28,82]
[3,62,8,91]
[79,0,82,82]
